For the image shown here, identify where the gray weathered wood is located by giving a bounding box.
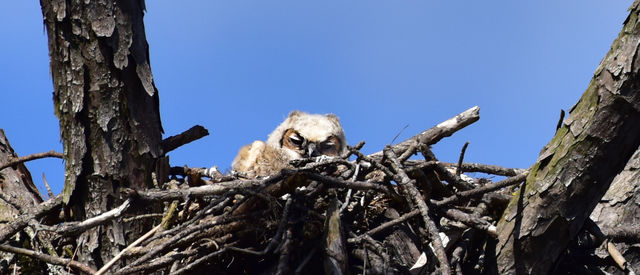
[40,0,165,270]
[496,1,640,273]
[591,144,640,273]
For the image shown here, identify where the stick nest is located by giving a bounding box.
[1,107,534,274]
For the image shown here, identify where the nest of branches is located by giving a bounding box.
[0,107,533,274]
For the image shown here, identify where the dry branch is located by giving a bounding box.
[130,177,280,202]
[0,195,62,244]
[96,223,162,275]
[0,150,63,171]
[370,106,480,158]
[441,162,526,177]
[0,244,96,274]
[161,125,210,154]
[54,198,132,236]
[440,208,497,237]
[456,142,470,176]
[4,105,632,274]
[433,172,528,206]
[384,146,451,275]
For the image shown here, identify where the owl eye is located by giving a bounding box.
[289,134,304,146]
[318,137,340,156]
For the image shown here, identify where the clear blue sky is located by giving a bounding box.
[0,1,633,197]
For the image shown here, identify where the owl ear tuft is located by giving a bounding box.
[325,113,341,124]
[288,110,304,118]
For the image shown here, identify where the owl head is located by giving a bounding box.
[266,111,347,160]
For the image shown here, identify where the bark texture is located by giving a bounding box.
[0,130,48,273]
[591,144,640,273]
[0,130,43,211]
[496,1,640,273]
[40,0,165,270]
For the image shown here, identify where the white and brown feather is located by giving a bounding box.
[232,110,347,178]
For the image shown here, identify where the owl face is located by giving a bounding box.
[266,111,347,160]
[281,128,343,158]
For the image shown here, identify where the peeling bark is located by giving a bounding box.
[495,1,640,273]
[40,0,165,270]
[591,144,640,273]
[0,130,48,273]
[0,130,43,211]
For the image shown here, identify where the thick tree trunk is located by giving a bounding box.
[590,144,640,273]
[0,130,43,209]
[495,1,640,273]
[40,0,165,270]
[0,130,48,273]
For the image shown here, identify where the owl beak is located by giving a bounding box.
[307,143,318,158]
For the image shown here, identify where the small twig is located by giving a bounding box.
[439,207,497,237]
[370,106,480,159]
[295,247,317,274]
[354,233,390,270]
[433,172,528,206]
[172,245,234,275]
[161,125,209,154]
[390,124,409,144]
[300,172,394,195]
[383,147,450,275]
[119,214,248,272]
[0,244,96,274]
[324,197,348,274]
[432,163,473,191]
[397,140,419,163]
[362,245,368,275]
[0,195,63,244]
[351,204,496,243]
[122,201,279,274]
[339,189,353,214]
[602,226,640,243]
[0,193,23,212]
[0,150,63,171]
[293,157,353,171]
[556,109,565,131]
[54,199,131,236]
[423,146,473,191]
[122,213,164,223]
[607,241,629,273]
[123,235,234,274]
[456,142,470,176]
[345,141,365,157]
[406,160,439,172]
[245,198,292,256]
[96,223,162,275]
[276,228,294,274]
[169,166,235,182]
[439,162,525,177]
[42,173,54,199]
[141,196,230,246]
[181,215,291,270]
[339,164,360,213]
[450,229,473,274]
[350,148,395,177]
[130,175,284,202]
[348,210,418,243]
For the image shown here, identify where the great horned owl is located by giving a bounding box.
[232,111,347,178]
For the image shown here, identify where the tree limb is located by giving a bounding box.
[161,125,210,154]
[0,150,63,171]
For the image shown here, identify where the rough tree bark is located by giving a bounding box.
[40,0,166,270]
[590,144,640,273]
[0,130,43,208]
[0,130,49,272]
[496,1,640,273]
